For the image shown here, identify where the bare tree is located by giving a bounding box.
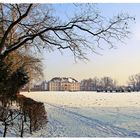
[80,78,93,91]
[0,4,134,60]
[128,75,137,89]
[100,76,117,91]
[92,77,100,90]
[128,73,140,91]
[80,77,99,91]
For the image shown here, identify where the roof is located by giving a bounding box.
[50,77,78,83]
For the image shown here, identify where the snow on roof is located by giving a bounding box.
[50,77,78,83]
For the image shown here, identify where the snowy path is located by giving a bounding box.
[31,103,140,137]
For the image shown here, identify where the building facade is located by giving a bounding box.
[48,77,80,91]
[40,80,48,91]
[31,80,48,91]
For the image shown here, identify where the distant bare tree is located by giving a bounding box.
[128,73,140,90]
[80,77,100,91]
[92,77,100,90]
[128,75,137,89]
[0,4,134,60]
[100,77,117,90]
[81,78,93,91]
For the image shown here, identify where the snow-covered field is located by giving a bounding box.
[22,91,140,107]
[21,91,140,137]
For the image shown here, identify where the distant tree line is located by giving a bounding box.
[80,77,117,92]
[80,74,140,92]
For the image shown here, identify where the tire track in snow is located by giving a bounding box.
[45,103,140,137]
[107,109,140,120]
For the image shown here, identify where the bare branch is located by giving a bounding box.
[0,4,33,51]
[0,4,134,60]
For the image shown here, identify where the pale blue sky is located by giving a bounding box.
[42,3,140,85]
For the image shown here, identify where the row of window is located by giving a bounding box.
[49,86,80,90]
[49,83,80,86]
[49,85,80,88]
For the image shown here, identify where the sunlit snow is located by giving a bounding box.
[18,91,140,137]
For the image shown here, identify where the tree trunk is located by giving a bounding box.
[20,115,24,137]
[3,122,8,137]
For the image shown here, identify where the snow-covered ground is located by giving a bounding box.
[19,91,140,137]
[21,91,140,107]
